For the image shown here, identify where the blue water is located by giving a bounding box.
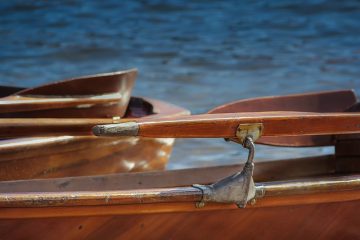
[0,0,359,169]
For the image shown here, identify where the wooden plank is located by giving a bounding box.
[0,155,336,192]
[0,201,358,239]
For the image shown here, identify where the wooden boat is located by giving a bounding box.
[0,90,359,239]
[0,70,189,180]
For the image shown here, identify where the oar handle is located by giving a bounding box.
[92,112,360,138]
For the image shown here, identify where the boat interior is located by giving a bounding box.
[0,135,359,193]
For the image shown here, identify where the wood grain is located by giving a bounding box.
[106,111,360,138]
[209,89,358,147]
[0,200,358,239]
[0,94,122,113]
[0,97,189,180]
[0,69,137,118]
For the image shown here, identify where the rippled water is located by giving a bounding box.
[0,0,359,169]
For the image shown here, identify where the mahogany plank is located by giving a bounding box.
[0,200,358,240]
[0,155,337,192]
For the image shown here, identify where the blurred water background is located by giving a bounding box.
[0,0,359,169]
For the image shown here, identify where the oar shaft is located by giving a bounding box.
[0,94,122,113]
[0,118,116,137]
[93,112,360,138]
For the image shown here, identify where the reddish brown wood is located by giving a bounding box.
[0,200,358,240]
[0,175,358,208]
[14,69,136,97]
[0,155,339,192]
[0,97,189,180]
[0,118,111,137]
[106,111,360,138]
[0,149,358,212]
[0,136,172,180]
[0,88,358,238]
[0,69,189,180]
[0,94,122,113]
[0,173,358,239]
[0,153,358,238]
[209,90,358,146]
[0,69,136,118]
[209,90,356,114]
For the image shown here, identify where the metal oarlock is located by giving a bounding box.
[193,123,262,208]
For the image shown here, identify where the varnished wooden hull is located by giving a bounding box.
[0,153,358,239]
[0,89,358,239]
[0,201,357,240]
[0,136,174,180]
[0,69,137,118]
[0,97,189,181]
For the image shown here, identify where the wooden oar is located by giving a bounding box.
[0,97,189,138]
[92,111,360,138]
[208,89,358,146]
[93,90,357,146]
[208,90,356,114]
[1,90,357,139]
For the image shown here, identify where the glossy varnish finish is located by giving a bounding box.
[0,70,189,180]
[101,111,360,138]
[0,155,338,192]
[0,69,137,118]
[0,201,357,240]
[0,90,358,239]
[0,97,188,180]
[0,165,358,238]
[209,90,357,146]
[0,157,358,239]
[94,91,360,149]
[0,135,173,180]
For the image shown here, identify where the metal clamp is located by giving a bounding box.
[193,123,262,208]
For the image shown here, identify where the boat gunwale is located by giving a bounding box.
[0,174,358,219]
[0,152,358,210]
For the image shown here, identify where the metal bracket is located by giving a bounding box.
[236,123,263,144]
[193,123,262,208]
